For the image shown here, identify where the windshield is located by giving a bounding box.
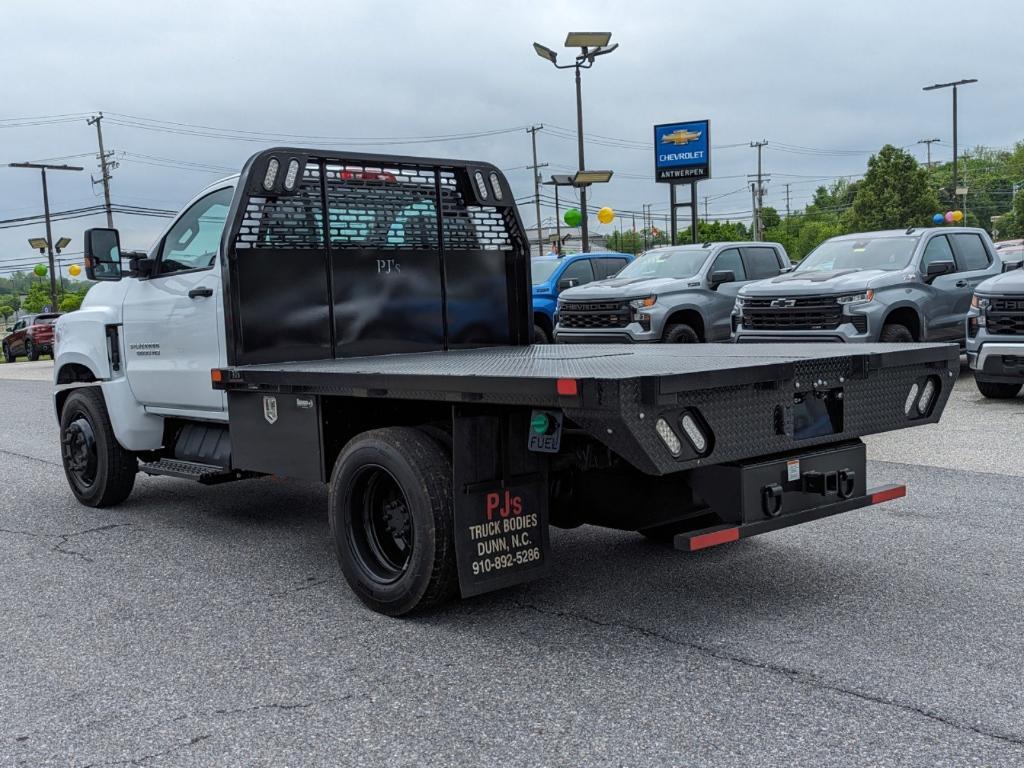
[798,236,918,273]
[531,259,561,284]
[616,248,709,280]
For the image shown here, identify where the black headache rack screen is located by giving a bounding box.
[221,149,532,366]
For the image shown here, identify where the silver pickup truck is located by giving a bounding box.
[733,227,1002,344]
[966,266,1024,398]
[554,242,790,343]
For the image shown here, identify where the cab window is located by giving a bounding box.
[159,187,233,274]
[742,247,783,279]
[593,257,628,279]
[921,235,955,272]
[950,233,991,272]
[559,259,594,287]
[710,248,746,281]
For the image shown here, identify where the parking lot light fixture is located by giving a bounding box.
[572,170,614,186]
[532,32,617,252]
[28,237,48,252]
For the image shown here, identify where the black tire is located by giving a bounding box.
[329,427,457,616]
[26,339,39,361]
[662,323,700,344]
[533,323,551,344]
[879,323,914,343]
[2,343,13,364]
[59,388,137,507]
[975,378,1022,399]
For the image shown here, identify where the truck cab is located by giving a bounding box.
[530,251,632,342]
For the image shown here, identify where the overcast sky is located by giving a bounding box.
[1,0,1020,275]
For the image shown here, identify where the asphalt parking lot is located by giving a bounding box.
[2,359,1023,767]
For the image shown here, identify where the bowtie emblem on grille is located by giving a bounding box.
[770,298,797,308]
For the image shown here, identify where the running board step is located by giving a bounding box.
[139,459,261,485]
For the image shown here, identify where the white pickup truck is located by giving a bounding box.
[52,147,957,615]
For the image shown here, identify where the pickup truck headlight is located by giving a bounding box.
[628,296,656,310]
[733,296,745,312]
[971,294,990,310]
[836,290,874,305]
[629,296,656,331]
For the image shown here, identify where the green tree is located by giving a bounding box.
[760,206,781,230]
[58,294,82,312]
[850,145,939,230]
[22,282,53,313]
[0,294,19,313]
[0,305,13,325]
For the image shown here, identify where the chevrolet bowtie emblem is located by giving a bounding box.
[661,129,702,146]
[770,298,797,308]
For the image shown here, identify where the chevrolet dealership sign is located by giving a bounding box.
[654,120,711,183]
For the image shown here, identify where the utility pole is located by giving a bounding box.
[750,140,767,241]
[917,137,940,169]
[750,183,758,241]
[783,183,791,218]
[8,162,84,311]
[923,78,977,203]
[526,125,547,257]
[87,112,117,227]
[703,196,708,222]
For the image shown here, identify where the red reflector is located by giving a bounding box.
[870,485,907,504]
[689,527,740,551]
[556,378,578,396]
[211,369,223,383]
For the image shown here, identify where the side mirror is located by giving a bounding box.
[709,270,736,289]
[128,253,157,278]
[925,260,955,281]
[781,263,797,273]
[83,228,123,281]
[557,278,580,292]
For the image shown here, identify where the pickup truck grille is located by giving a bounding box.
[986,297,1024,335]
[742,296,843,331]
[558,300,631,329]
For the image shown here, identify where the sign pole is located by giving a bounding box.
[691,181,698,243]
[669,184,677,246]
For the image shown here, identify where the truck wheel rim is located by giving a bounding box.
[62,414,98,488]
[349,465,413,584]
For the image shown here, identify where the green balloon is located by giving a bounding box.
[34,263,47,277]
[564,208,582,227]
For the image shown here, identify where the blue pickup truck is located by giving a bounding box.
[531,251,633,342]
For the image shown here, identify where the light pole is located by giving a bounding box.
[923,78,977,203]
[9,162,84,310]
[533,32,618,252]
[543,174,575,253]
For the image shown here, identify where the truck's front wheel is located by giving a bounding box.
[59,388,137,507]
[975,378,1022,399]
[329,427,457,616]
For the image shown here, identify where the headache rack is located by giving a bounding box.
[220,149,532,366]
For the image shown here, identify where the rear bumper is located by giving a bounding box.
[678,484,905,551]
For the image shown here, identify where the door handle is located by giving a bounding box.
[955,280,968,287]
[188,287,214,299]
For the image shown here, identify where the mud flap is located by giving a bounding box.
[452,407,551,597]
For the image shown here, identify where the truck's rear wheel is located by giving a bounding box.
[879,323,914,343]
[975,378,1022,399]
[59,388,137,507]
[329,427,457,616]
[663,323,699,344]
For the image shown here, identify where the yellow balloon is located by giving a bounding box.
[597,206,615,224]
[68,263,82,277]
[952,210,964,222]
